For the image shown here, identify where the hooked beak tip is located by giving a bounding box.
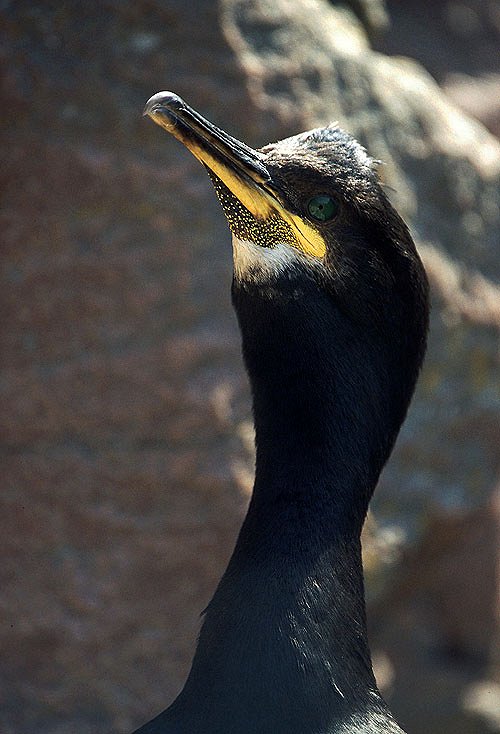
[143,90,183,118]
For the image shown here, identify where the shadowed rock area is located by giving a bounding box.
[1,1,499,732]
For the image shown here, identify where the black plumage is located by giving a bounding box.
[136,92,429,734]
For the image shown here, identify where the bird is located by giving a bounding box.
[136,91,429,734]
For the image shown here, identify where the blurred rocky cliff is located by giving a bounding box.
[1,1,499,732]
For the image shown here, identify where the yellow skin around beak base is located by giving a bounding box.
[146,99,327,259]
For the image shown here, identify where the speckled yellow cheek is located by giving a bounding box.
[151,109,327,259]
[209,170,327,259]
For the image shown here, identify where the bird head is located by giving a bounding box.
[144,92,429,492]
[144,91,426,324]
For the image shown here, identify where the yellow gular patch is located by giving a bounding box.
[150,110,326,259]
[206,164,327,259]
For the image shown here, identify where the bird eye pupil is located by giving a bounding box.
[307,195,338,222]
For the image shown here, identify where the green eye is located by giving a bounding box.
[307,195,339,222]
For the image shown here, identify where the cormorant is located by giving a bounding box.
[137,91,429,734]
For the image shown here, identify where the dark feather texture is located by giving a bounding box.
[136,106,429,733]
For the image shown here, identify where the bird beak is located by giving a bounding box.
[143,92,326,258]
[143,91,275,219]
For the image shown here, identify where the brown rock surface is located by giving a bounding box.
[1,1,499,732]
[370,486,500,734]
[375,0,500,137]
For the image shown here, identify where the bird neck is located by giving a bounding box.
[162,276,410,733]
[235,271,405,529]
[170,508,383,733]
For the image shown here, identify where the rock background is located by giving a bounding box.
[1,1,499,733]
